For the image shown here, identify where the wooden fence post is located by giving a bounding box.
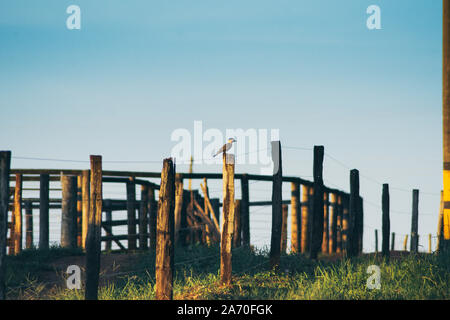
[382,184,390,258]
[104,200,112,251]
[403,234,408,251]
[281,204,288,254]
[410,189,419,253]
[269,141,282,269]
[155,158,175,300]
[241,175,250,248]
[25,201,33,249]
[301,185,310,253]
[290,182,300,253]
[428,234,432,253]
[221,152,235,285]
[174,175,183,246]
[0,151,11,300]
[336,195,343,253]
[375,229,379,253]
[322,191,329,254]
[140,184,149,250]
[77,175,82,248]
[233,200,241,248]
[13,174,23,255]
[127,177,137,250]
[309,146,324,260]
[148,186,157,251]
[81,170,90,249]
[358,196,364,254]
[61,174,77,248]
[85,155,102,300]
[341,194,349,254]
[346,169,359,258]
[39,174,49,250]
[391,232,395,251]
[329,193,337,253]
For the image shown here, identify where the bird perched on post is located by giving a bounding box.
[213,138,237,157]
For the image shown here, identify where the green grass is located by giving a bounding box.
[6,245,450,300]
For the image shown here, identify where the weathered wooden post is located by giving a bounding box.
[336,195,343,253]
[77,175,82,248]
[309,146,324,260]
[148,186,157,251]
[39,173,50,250]
[403,234,408,251]
[328,193,337,253]
[139,184,149,250]
[25,201,33,249]
[85,155,103,300]
[127,177,137,250]
[301,185,310,253]
[269,141,282,269]
[391,232,396,251]
[155,158,175,300]
[174,175,183,245]
[233,200,241,248]
[0,151,11,300]
[346,170,359,258]
[341,194,349,254]
[241,174,250,248]
[81,170,90,249]
[104,199,112,251]
[61,174,78,248]
[437,191,444,251]
[290,182,300,253]
[375,229,379,253]
[322,192,329,253]
[13,174,23,255]
[428,234,432,253]
[442,0,450,251]
[221,152,235,285]
[281,204,288,254]
[410,189,419,253]
[382,184,390,258]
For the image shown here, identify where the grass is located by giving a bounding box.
[5,244,450,300]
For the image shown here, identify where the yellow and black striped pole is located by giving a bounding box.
[442,0,450,249]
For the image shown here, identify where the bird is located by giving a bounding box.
[213,138,236,157]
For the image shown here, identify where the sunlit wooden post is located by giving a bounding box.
[155,158,175,300]
[290,182,300,253]
[241,174,250,248]
[221,152,235,285]
[428,234,432,253]
[322,192,329,253]
[25,201,33,249]
[442,0,450,251]
[61,174,77,248]
[76,175,82,248]
[403,234,408,251]
[0,151,11,300]
[410,189,419,253]
[269,141,282,269]
[301,185,310,253]
[85,155,102,300]
[81,170,90,249]
[382,184,390,258]
[174,175,183,246]
[13,174,23,255]
[39,173,49,250]
[328,193,337,253]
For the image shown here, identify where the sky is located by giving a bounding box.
[0,0,444,252]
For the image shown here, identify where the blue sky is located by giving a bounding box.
[0,1,443,251]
